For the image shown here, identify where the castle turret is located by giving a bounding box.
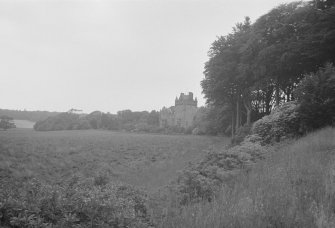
[161,92,198,129]
[175,92,197,106]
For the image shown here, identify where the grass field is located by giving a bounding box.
[13,119,35,128]
[0,129,228,192]
[161,127,335,227]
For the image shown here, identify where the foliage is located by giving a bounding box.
[201,0,335,135]
[0,115,16,130]
[34,110,160,132]
[0,109,59,122]
[192,106,231,135]
[252,101,301,143]
[34,113,89,131]
[0,177,150,228]
[0,129,227,191]
[160,127,335,228]
[231,124,252,145]
[294,63,335,132]
[171,136,267,205]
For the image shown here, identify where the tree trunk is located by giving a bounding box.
[275,77,280,107]
[236,98,241,130]
[244,103,251,126]
[231,110,235,137]
[265,85,273,114]
[243,95,252,126]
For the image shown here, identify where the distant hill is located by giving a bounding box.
[0,109,60,122]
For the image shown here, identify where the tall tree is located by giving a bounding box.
[202,17,252,135]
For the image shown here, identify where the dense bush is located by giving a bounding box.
[172,137,267,205]
[0,115,16,130]
[34,113,89,131]
[252,101,301,143]
[231,125,252,145]
[0,176,151,228]
[294,63,335,132]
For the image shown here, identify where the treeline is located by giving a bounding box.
[0,109,59,122]
[34,110,160,132]
[201,0,335,136]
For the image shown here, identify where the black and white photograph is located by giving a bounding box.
[1,0,335,227]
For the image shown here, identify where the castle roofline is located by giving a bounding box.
[175,92,197,107]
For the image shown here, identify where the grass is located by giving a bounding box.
[13,119,35,129]
[0,128,228,192]
[2,127,334,227]
[159,127,335,228]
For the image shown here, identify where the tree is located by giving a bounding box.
[202,17,253,136]
[0,115,16,130]
[202,0,335,137]
[294,63,335,132]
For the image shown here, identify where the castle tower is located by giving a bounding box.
[159,92,198,129]
[174,92,198,128]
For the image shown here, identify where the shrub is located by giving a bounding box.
[231,125,252,145]
[172,138,266,205]
[0,177,151,228]
[160,127,335,228]
[252,101,300,143]
[34,113,83,131]
[0,115,16,130]
[294,63,335,132]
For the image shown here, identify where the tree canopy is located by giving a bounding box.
[201,0,335,136]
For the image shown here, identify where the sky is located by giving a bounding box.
[0,0,292,114]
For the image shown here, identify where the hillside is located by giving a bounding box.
[160,127,335,227]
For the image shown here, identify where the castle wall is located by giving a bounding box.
[159,92,198,129]
[174,104,197,128]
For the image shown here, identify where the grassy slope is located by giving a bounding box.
[161,127,335,228]
[0,129,228,192]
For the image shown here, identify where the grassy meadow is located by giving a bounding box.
[160,127,335,228]
[0,129,228,192]
[2,127,335,227]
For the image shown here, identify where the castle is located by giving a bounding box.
[160,92,198,128]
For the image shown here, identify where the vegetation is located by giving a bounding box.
[34,110,161,133]
[294,63,335,132]
[0,129,226,188]
[252,101,300,143]
[159,127,335,228]
[0,109,59,122]
[0,129,228,227]
[201,0,335,136]
[1,1,335,227]
[0,177,150,228]
[0,115,16,130]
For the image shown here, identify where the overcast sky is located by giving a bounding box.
[0,0,292,113]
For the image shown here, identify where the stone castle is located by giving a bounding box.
[160,92,198,128]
